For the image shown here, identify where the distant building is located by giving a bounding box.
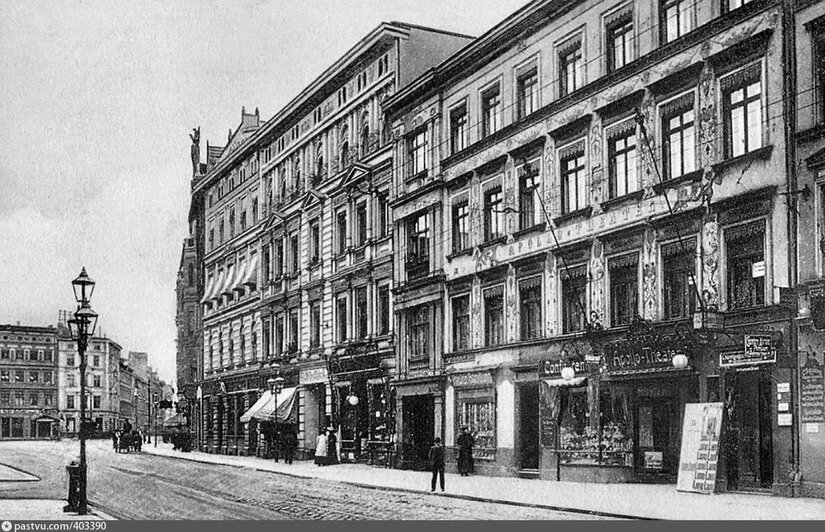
[0,324,59,439]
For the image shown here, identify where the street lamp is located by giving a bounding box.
[66,268,97,516]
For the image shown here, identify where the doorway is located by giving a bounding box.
[725,369,773,491]
[519,384,540,470]
[401,394,434,470]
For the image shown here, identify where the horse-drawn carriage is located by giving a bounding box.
[115,430,143,453]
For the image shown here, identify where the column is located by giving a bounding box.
[242,393,251,456]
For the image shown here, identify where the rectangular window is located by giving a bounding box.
[274,239,284,277]
[93,395,101,409]
[516,66,539,120]
[229,208,236,238]
[406,213,430,280]
[356,202,368,246]
[14,370,23,383]
[662,96,696,180]
[67,374,75,387]
[562,267,587,334]
[288,310,299,353]
[481,85,502,138]
[560,147,587,214]
[44,372,52,384]
[219,219,225,244]
[29,372,38,383]
[609,255,639,327]
[93,355,100,367]
[355,287,368,338]
[518,158,541,229]
[450,104,468,154]
[559,41,583,97]
[409,129,429,176]
[607,14,633,72]
[336,296,348,343]
[240,210,247,232]
[0,349,7,360]
[309,219,320,264]
[726,222,766,309]
[452,294,471,351]
[44,394,52,407]
[662,241,697,319]
[209,229,215,251]
[28,349,37,361]
[67,395,75,409]
[452,201,470,252]
[816,34,825,124]
[722,66,762,159]
[336,210,347,255]
[378,285,391,335]
[93,375,101,387]
[724,0,753,13]
[409,305,429,360]
[0,370,8,382]
[484,187,505,241]
[252,197,259,224]
[484,287,505,346]
[608,125,638,198]
[0,392,8,405]
[274,314,284,356]
[14,349,22,360]
[377,193,389,238]
[67,354,74,366]
[30,393,38,406]
[520,278,543,340]
[662,0,693,43]
[290,234,299,273]
[43,350,52,362]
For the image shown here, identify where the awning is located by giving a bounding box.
[220,265,236,296]
[200,276,216,304]
[231,261,248,294]
[241,255,258,288]
[209,270,226,302]
[543,376,588,387]
[163,413,184,427]
[239,387,297,423]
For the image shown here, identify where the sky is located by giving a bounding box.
[0,0,528,386]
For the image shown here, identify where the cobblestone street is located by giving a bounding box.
[0,440,603,520]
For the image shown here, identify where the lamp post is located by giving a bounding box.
[267,367,284,460]
[67,268,98,516]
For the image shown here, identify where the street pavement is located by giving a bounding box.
[0,440,602,520]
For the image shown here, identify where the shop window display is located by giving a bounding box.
[456,388,496,460]
[558,384,631,466]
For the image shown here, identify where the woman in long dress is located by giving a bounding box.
[314,430,328,466]
[457,426,475,476]
[326,427,339,465]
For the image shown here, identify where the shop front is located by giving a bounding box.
[393,376,442,470]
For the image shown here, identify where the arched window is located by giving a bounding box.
[360,112,370,157]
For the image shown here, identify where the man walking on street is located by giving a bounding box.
[429,437,445,493]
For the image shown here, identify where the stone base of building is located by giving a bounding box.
[797,480,825,499]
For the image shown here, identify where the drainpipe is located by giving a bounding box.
[782,0,801,497]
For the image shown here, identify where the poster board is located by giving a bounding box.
[676,402,724,494]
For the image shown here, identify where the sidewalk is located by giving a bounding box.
[0,499,113,521]
[143,443,825,520]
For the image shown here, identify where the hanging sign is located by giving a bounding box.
[677,402,724,494]
[720,335,776,367]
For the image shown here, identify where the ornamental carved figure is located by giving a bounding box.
[590,240,606,323]
[642,228,658,320]
[697,65,717,169]
[638,95,658,190]
[701,217,720,310]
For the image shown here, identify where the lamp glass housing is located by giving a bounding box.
[72,268,96,303]
[347,394,359,406]
[561,366,576,381]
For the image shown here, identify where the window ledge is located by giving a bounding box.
[553,206,593,226]
[405,170,428,184]
[712,145,773,174]
[479,236,508,250]
[447,248,473,261]
[513,222,547,239]
[600,190,644,212]
[652,170,703,195]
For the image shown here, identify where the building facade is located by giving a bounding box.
[385,0,799,494]
[192,22,473,458]
[0,324,59,439]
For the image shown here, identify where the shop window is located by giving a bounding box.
[662,241,697,320]
[606,10,633,73]
[481,84,502,138]
[355,287,368,338]
[607,123,638,199]
[369,383,393,443]
[661,94,696,181]
[11,417,23,437]
[560,145,587,214]
[558,384,631,465]
[562,266,588,334]
[408,305,429,361]
[450,104,468,155]
[661,0,693,43]
[336,296,348,343]
[609,254,639,327]
[484,187,505,242]
[516,64,539,120]
[378,285,391,335]
[726,222,766,309]
[456,388,496,459]
[452,294,471,351]
[520,277,543,340]
[722,65,762,159]
[452,200,470,252]
[518,158,542,229]
[484,286,505,346]
[559,39,583,97]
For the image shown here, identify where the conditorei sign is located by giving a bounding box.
[541,359,589,377]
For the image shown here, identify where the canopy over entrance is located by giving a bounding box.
[240,387,297,423]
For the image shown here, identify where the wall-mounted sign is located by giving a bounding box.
[450,371,494,389]
[541,359,588,377]
[300,367,328,385]
[644,451,663,470]
[778,413,793,426]
[604,345,686,372]
[752,261,765,278]
[800,354,825,423]
[720,335,777,367]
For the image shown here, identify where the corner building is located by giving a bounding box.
[193,23,473,458]
[385,0,799,493]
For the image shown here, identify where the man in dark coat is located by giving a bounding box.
[457,426,476,476]
[283,427,297,465]
[429,437,445,492]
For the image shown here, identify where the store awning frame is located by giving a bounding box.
[543,376,588,387]
[240,387,297,423]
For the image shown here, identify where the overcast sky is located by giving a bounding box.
[0,0,527,385]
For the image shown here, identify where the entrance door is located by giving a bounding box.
[635,394,678,479]
[37,421,51,439]
[725,369,773,490]
[402,395,434,470]
[519,384,540,470]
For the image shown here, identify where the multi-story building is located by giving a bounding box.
[0,324,59,439]
[385,0,798,494]
[193,22,473,457]
[57,317,122,435]
[793,0,825,500]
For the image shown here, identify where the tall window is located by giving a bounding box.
[274,314,284,356]
[520,277,543,340]
[67,395,75,409]
[481,85,502,138]
[252,197,258,223]
[309,219,320,264]
[484,187,505,241]
[310,302,321,348]
[662,241,696,319]
[609,255,639,327]
[726,222,766,309]
[516,66,539,120]
[406,212,430,279]
[336,210,347,255]
[409,128,429,177]
[290,233,299,273]
[378,285,391,335]
[377,193,389,238]
[723,66,762,159]
[274,239,284,277]
[288,309,299,352]
[607,14,633,72]
[336,296,348,343]
[452,201,470,252]
[559,40,583,97]
[518,158,541,229]
[409,305,429,360]
[662,95,696,180]
[562,267,587,334]
[484,287,504,346]
[560,146,587,214]
[608,125,638,198]
[355,287,368,338]
[452,294,471,351]
[229,208,235,238]
[662,0,693,43]
[219,219,225,244]
[450,104,468,154]
[356,202,368,246]
[816,33,825,123]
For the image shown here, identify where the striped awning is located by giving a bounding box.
[219,265,236,297]
[241,255,259,288]
[200,276,216,304]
